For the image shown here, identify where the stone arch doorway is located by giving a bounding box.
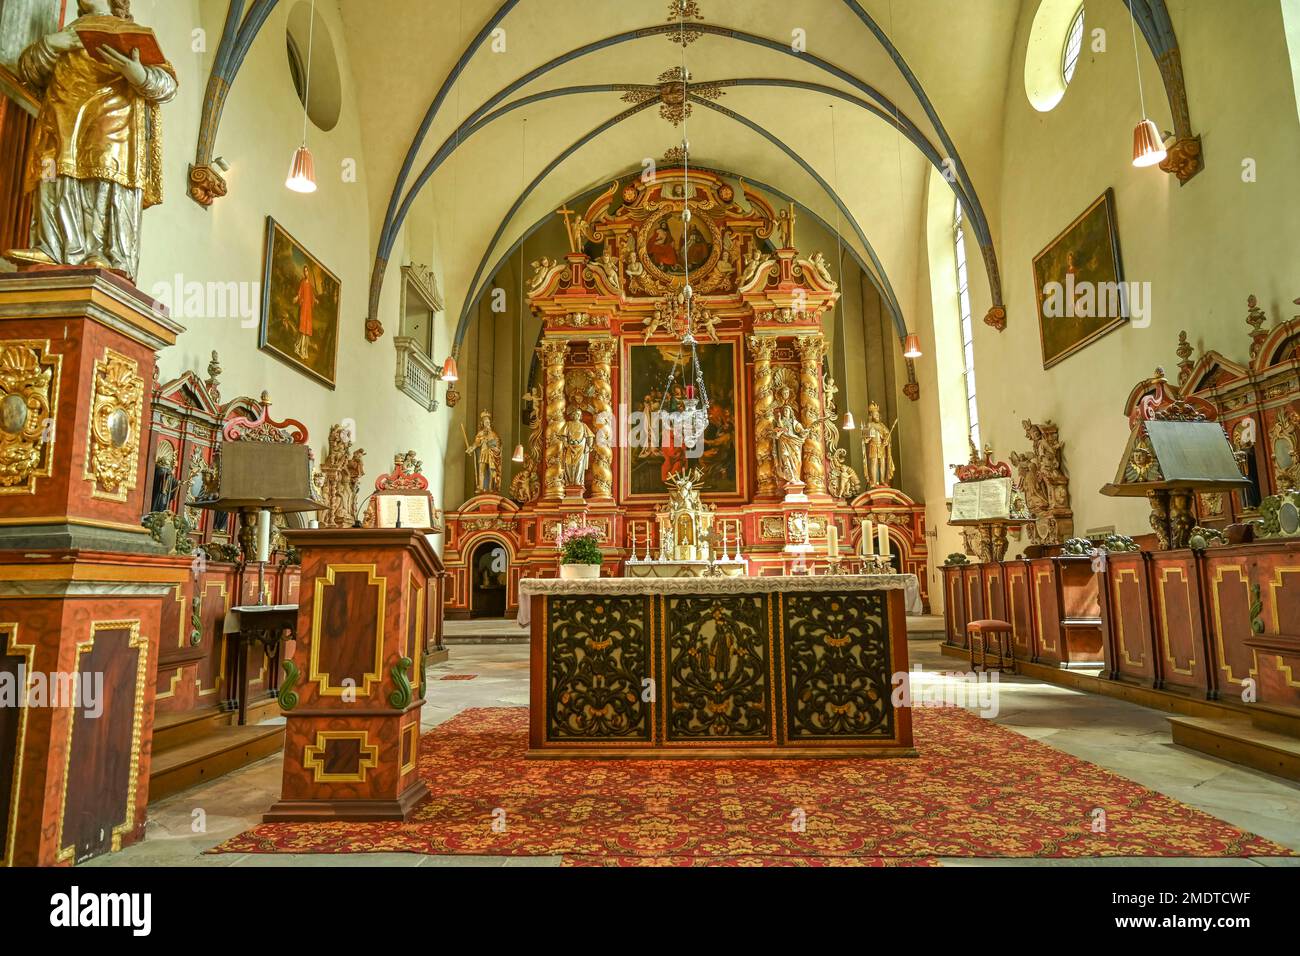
[470,539,508,619]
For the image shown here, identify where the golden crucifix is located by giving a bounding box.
[556,205,579,253]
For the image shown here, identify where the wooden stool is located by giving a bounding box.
[966,619,1016,673]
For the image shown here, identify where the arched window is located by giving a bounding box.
[1061,4,1086,86]
[1025,0,1087,111]
[954,200,979,448]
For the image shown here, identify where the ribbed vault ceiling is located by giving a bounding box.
[338,0,1023,330]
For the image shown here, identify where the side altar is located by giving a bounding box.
[440,170,929,614]
[520,575,914,758]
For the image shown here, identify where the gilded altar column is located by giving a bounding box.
[747,334,778,497]
[796,334,828,496]
[539,339,569,501]
[587,338,616,500]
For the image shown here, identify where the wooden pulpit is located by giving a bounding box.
[265,528,440,821]
[0,269,186,865]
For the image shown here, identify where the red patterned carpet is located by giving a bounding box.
[212,707,1293,864]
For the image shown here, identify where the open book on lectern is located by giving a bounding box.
[950,476,1014,522]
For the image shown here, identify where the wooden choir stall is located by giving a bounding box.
[941,346,1300,780]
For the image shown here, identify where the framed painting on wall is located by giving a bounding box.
[258,216,340,389]
[622,338,743,499]
[1032,188,1127,369]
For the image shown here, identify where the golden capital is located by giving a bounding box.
[796,334,826,363]
[538,339,569,364]
[587,338,618,365]
[745,334,777,361]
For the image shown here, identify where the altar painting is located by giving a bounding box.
[259,217,341,389]
[625,340,740,498]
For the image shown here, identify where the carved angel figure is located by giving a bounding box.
[807,251,836,288]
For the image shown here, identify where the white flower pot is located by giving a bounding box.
[560,563,601,580]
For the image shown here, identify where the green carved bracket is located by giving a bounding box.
[189,595,203,646]
[389,656,414,710]
[278,659,300,711]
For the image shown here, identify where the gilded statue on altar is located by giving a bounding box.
[772,404,808,486]
[560,410,595,488]
[465,410,502,494]
[861,402,896,488]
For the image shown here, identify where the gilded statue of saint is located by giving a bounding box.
[861,402,896,488]
[465,411,502,494]
[560,409,595,488]
[772,404,808,486]
[8,1,177,279]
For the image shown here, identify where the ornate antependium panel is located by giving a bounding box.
[662,595,773,742]
[781,592,895,740]
[544,595,651,742]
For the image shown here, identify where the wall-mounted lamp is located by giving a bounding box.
[1127,0,1166,169]
[903,333,923,359]
[1132,119,1167,168]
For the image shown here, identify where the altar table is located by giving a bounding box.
[519,575,915,758]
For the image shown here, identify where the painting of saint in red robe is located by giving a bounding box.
[259,217,341,389]
[646,223,678,270]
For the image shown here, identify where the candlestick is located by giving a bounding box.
[862,519,874,556]
[828,522,839,559]
[256,508,272,564]
[878,522,890,559]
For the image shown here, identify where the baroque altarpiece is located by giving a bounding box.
[441,170,928,616]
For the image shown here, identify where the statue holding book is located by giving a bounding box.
[6,1,176,280]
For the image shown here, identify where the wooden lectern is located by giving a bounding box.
[265,528,441,821]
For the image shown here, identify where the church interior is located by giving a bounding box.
[1,0,1300,888]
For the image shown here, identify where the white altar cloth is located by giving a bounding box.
[516,572,922,626]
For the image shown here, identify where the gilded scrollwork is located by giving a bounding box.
[546,595,651,740]
[782,591,894,739]
[83,348,144,502]
[0,340,61,495]
[1269,407,1300,491]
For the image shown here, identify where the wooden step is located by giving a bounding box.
[148,723,285,804]
[1168,715,1300,783]
[151,706,233,752]
[443,633,527,645]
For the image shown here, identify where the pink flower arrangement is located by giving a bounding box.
[558,523,603,565]
[557,524,602,546]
